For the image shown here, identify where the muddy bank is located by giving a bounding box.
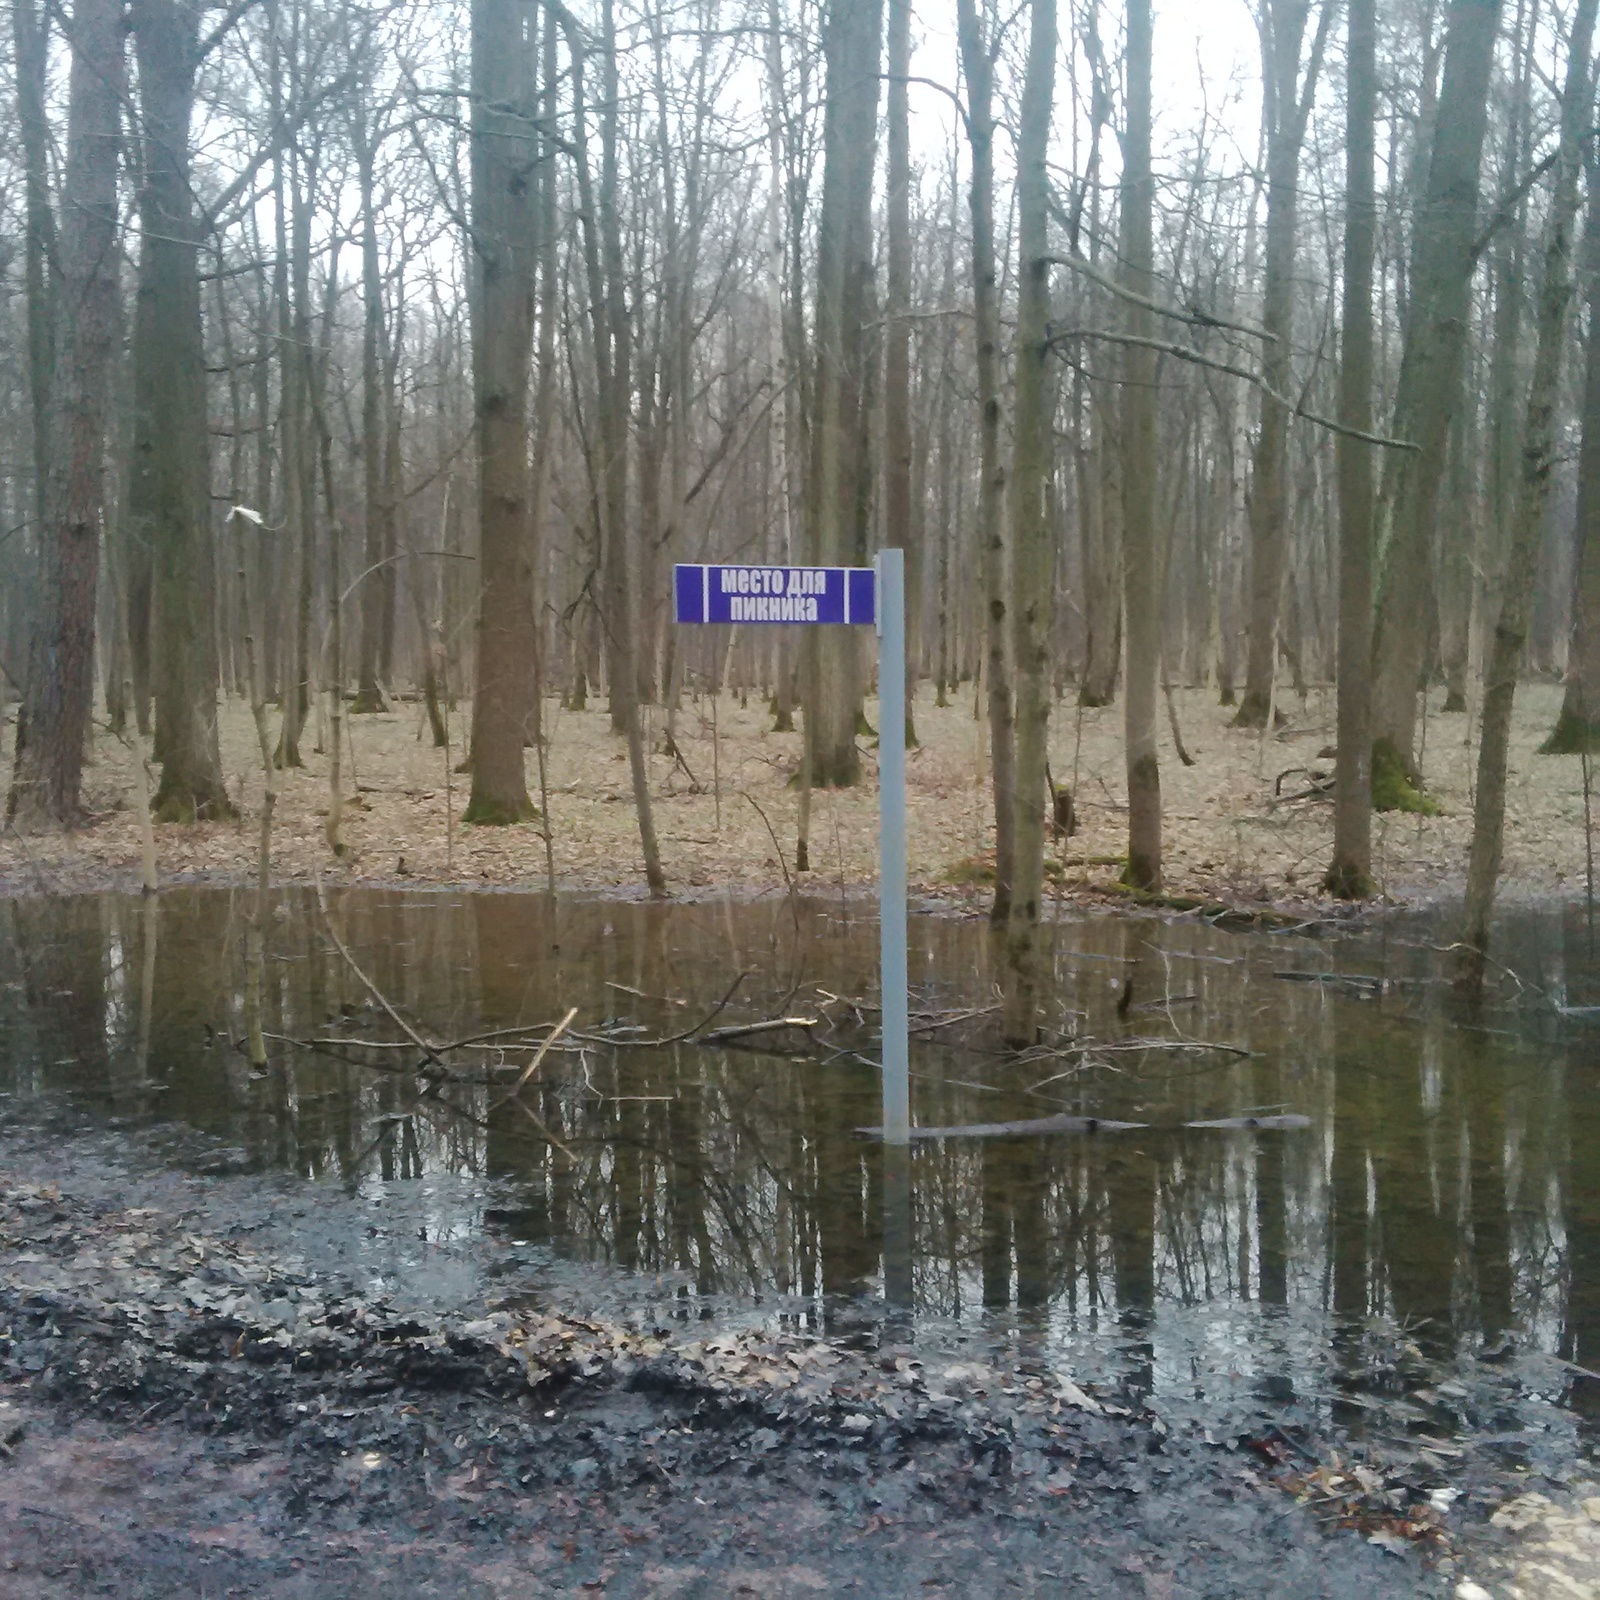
[0,1126,1473,1598]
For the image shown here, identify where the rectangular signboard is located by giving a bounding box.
[674,563,876,627]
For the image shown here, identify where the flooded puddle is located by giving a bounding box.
[4,885,1599,1475]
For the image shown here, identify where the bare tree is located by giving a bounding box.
[1121,0,1161,890]
[350,25,392,716]
[463,0,538,823]
[1461,0,1597,976]
[956,0,1015,921]
[884,0,914,745]
[1542,141,1600,755]
[11,0,54,540]
[129,0,232,819]
[1325,0,1376,897]
[1001,0,1057,1047]
[804,0,882,789]
[1233,0,1331,729]
[1369,0,1505,806]
[9,0,125,828]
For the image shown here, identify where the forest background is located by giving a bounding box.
[4,0,1600,1039]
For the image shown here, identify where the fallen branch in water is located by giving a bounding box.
[569,971,750,1049]
[492,1007,578,1109]
[696,1016,817,1045]
[855,1111,1312,1140]
[1026,1036,1253,1062]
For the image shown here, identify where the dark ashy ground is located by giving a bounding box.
[0,1122,1494,1598]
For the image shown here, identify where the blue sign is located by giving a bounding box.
[674,563,876,626]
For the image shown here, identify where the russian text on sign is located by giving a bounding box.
[673,564,876,627]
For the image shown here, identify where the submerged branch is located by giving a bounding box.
[313,874,450,1074]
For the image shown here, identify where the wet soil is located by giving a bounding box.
[0,1128,1455,1599]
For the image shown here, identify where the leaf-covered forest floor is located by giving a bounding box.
[1,680,1590,909]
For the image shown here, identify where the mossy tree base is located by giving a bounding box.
[462,795,539,825]
[1538,706,1600,754]
[152,776,238,823]
[809,762,860,789]
[1120,853,1159,892]
[1371,737,1441,813]
[1441,688,1467,713]
[1323,860,1377,900]
[1229,689,1271,729]
[350,688,388,714]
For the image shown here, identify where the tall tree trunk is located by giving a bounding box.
[1436,406,1477,710]
[1121,0,1161,890]
[250,264,276,700]
[9,0,125,828]
[763,0,797,734]
[1001,0,1057,1048]
[129,0,231,820]
[1079,380,1123,707]
[12,0,55,544]
[1234,0,1329,728]
[526,3,560,752]
[1461,0,1596,975]
[352,114,388,716]
[803,0,882,790]
[558,1,665,893]
[379,311,402,688]
[1369,0,1504,803]
[956,0,1016,921]
[600,0,662,889]
[1327,0,1377,897]
[275,144,316,769]
[1474,0,1536,730]
[1543,145,1600,753]
[884,0,915,746]
[464,0,537,823]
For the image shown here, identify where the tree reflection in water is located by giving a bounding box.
[3,886,1597,1436]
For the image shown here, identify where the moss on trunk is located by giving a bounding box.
[462,794,538,826]
[1539,705,1600,753]
[1371,737,1440,813]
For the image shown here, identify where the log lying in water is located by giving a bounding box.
[856,1112,1312,1140]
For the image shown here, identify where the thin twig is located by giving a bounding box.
[742,791,801,936]
[593,970,749,1047]
[313,873,449,1072]
[1045,249,1277,341]
[1050,327,1420,451]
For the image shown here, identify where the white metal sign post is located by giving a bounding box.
[874,550,909,1146]
[674,554,910,1145]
